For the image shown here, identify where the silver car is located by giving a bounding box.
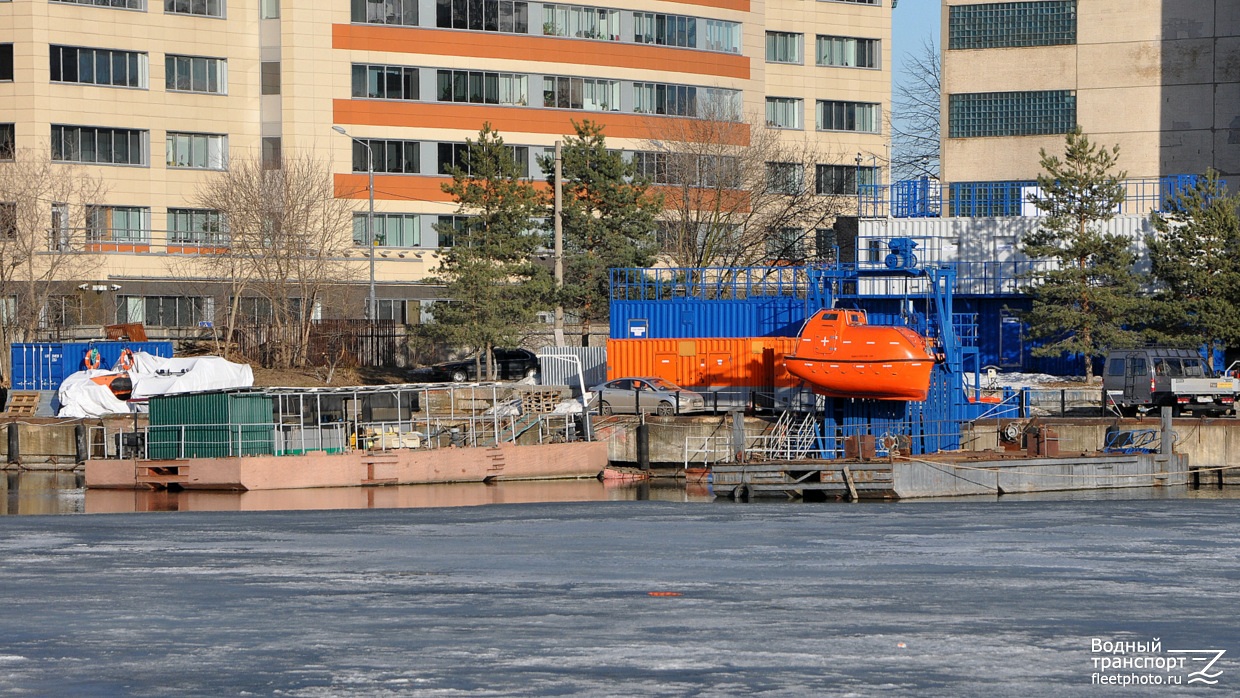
[590,377,707,416]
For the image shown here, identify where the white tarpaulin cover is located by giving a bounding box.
[57,352,255,418]
[56,370,131,419]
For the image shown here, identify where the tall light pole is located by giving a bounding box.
[332,125,376,321]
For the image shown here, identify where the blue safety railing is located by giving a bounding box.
[859,175,1225,219]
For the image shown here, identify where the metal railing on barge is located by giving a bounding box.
[88,382,587,461]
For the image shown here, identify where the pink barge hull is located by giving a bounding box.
[86,441,608,491]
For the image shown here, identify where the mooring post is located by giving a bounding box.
[731,410,745,462]
[1160,406,1173,456]
[6,422,17,465]
[636,417,650,472]
[74,424,88,465]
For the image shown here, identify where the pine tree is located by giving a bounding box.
[1021,128,1142,381]
[539,120,662,346]
[1148,170,1240,361]
[432,124,552,380]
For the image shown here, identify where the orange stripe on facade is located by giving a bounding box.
[336,174,748,213]
[333,100,750,145]
[665,0,748,11]
[336,173,459,203]
[332,25,749,80]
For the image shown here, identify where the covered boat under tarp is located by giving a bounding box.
[784,309,939,401]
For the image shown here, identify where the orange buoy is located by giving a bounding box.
[647,591,683,597]
[84,347,101,370]
[116,348,135,372]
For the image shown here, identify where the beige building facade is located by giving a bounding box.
[941,0,1240,185]
[0,0,891,337]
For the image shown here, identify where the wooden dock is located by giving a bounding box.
[713,451,1190,501]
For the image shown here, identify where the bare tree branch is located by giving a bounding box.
[642,102,851,268]
[192,151,360,368]
[890,36,941,182]
[0,149,106,376]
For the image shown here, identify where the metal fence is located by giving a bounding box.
[229,319,412,368]
[860,175,1222,220]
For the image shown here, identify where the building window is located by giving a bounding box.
[375,299,408,324]
[436,70,528,105]
[704,19,740,53]
[261,137,281,169]
[118,295,211,327]
[167,208,228,245]
[815,164,878,195]
[356,213,420,247]
[166,132,227,170]
[353,139,420,174]
[701,88,742,121]
[0,202,15,236]
[52,0,145,9]
[542,4,619,41]
[949,1,1077,50]
[435,0,528,33]
[164,0,224,18]
[165,55,227,94]
[351,0,416,25]
[42,295,84,330]
[260,61,280,95]
[767,162,803,195]
[352,64,419,100]
[260,0,278,18]
[50,46,148,88]
[87,205,150,243]
[765,97,803,129]
[765,32,802,64]
[815,227,837,261]
[437,143,530,177]
[633,12,696,48]
[631,152,739,187]
[948,90,1076,138]
[52,125,147,165]
[436,215,476,247]
[542,76,619,111]
[816,35,879,68]
[816,100,880,133]
[0,124,13,161]
[634,83,698,117]
[1,44,12,81]
[767,228,805,261]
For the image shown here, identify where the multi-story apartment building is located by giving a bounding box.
[0,0,891,337]
[942,0,1240,186]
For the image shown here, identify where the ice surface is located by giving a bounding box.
[0,501,1236,696]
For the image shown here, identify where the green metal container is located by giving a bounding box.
[148,391,275,460]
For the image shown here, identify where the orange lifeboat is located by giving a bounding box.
[784,309,939,401]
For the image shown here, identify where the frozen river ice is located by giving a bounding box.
[0,497,1237,696]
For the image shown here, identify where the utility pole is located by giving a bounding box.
[332,126,376,321]
[553,140,565,347]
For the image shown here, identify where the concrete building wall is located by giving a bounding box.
[941,0,1240,183]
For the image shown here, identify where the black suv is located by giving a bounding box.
[427,348,540,382]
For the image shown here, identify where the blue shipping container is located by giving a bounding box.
[610,298,811,340]
[11,341,175,390]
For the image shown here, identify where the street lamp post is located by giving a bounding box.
[332,125,376,321]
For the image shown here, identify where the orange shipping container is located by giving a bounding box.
[606,337,802,389]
